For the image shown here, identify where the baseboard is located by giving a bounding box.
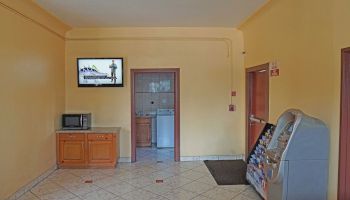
[118,157,131,163]
[7,165,57,200]
[180,154,245,162]
[118,155,245,163]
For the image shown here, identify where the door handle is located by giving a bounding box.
[249,115,266,124]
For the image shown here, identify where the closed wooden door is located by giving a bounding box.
[88,134,115,164]
[339,48,350,200]
[59,140,85,165]
[246,64,269,155]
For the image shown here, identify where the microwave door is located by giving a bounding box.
[63,115,81,129]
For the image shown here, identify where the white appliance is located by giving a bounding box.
[156,109,174,148]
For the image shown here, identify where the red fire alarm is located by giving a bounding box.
[270,68,280,76]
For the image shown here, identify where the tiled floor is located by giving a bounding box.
[136,146,174,162]
[18,148,261,200]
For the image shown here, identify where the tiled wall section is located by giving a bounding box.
[135,73,174,114]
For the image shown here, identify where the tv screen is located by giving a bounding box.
[77,58,123,87]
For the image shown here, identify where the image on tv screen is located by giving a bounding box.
[77,58,123,87]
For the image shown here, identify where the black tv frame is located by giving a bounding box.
[77,57,124,87]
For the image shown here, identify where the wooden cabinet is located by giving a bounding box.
[58,133,85,167]
[56,127,120,168]
[136,117,151,147]
[87,134,116,167]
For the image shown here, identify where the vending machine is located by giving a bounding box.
[264,109,329,200]
[246,123,276,199]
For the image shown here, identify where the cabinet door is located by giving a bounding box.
[59,140,85,165]
[88,134,116,166]
[136,123,151,147]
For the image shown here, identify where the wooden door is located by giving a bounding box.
[246,64,269,155]
[58,134,85,165]
[87,134,116,165]
[338,48,350,200]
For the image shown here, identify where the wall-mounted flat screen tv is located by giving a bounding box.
[77,58,123,87]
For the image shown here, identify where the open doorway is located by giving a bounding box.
[245,63,269,157]
[131,69,180,162]
[338,47,350,199]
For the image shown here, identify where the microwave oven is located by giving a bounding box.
[62,113,91,130]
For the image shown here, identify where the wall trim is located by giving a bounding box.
[118,157,132,163]
[6,165,57,200]
[180,154,245,162]
[66,36,232,57]
[0,1,66,39]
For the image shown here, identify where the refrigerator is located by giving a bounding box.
[156,109,174,148]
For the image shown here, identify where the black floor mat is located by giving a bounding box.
[204,160,249,185]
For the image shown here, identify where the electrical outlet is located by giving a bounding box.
[229,104,235,112]
[231,91,237,96]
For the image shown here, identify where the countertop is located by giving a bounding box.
[56,127,121,134]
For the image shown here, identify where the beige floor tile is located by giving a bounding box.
[163,176,193,188]
[202,187,241,200]
[17,192,39,200]
[218,184,251,193]
[67,169,96,177]
[80,172,109,182]
[93,176,122,187]
[232,193,261,200]
[124,175,155,188]
[121,189,160,200]
[148,163,171,170]
[196,176,218,186]
[66,183,99,196]
[30,181,63,196]
[178,170,206,180]
[54,177,84,188]
[36,189,76,200]
[148,170,176,180]
[143,182,173,195]
[239,189,262,200]
[110,197,126,200]
[113,171,143,180]
[180,181,215,194]
[104,181,138,196]
[191,195,212,200]
[176,162,203,169]
[97,168,120,176]
[19,148,262,200]
[191,165,211,174]
[163,166,190,174]
[79,188,116,200]
[161,188,198,200]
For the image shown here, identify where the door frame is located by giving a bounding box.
[338,47,350,199]
[130,68,180,162]
[245,63,270,158]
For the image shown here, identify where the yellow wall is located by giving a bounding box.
[240,0,350,198]
[0,1,69,199]
[65,28,245,159]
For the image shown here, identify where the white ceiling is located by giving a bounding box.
[34,0,267,28]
